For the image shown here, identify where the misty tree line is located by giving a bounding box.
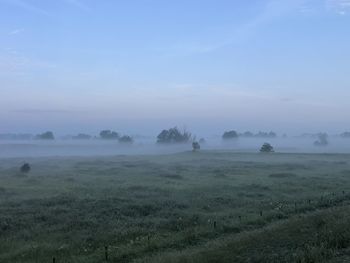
[2,128,350,149]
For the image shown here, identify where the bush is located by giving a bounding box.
[157,127,192,144]
[192,142,200,152]
[260,143,274,153]
[222,130,238,140]
[100,130,119,140]
[314,133,328,146]
[35,131,54,140]
[20,163,31,173]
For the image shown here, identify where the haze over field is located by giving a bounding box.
[1,0,350,136]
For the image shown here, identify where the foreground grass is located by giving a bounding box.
[0,151,349,262]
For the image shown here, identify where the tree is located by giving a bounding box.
[199,138,206,144]
[157,127,192,144]
[192,141,200,152]
[222,130,238,140]
[340,132,350,138]
[20,163,31,173]
[119,135,133,144]
[314,133,328,146]
[72,133,92,140]
[260,143,274,153]
[241,131,254,137]
[256,131,277,138]
[100,130,119,140]
[36,131,54,140]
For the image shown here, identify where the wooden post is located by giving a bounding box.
[52,257,56,263]
[105,246,108,261]
[259,211,263,217]
[213,221,217,229]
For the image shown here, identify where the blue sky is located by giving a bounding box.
[0,0,350,135]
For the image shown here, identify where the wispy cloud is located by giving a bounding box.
[0,49,56,74]
[159,0,307,56]
[1,0,51,16]
[327,0,350,14]
[11,109,79,114]
[8,28,24,35]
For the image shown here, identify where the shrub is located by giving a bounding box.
[192,142,200,152]
[20,163,31,173]
[260,143,274,153]
[314,133,328,146]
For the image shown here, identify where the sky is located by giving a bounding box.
[0,0,350,136]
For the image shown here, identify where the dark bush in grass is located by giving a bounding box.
[192,142,200,152]
[20,163,31,173]
[314,133,328,146]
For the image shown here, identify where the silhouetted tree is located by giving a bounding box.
[314,133,328,146]
[157,127,192,143]
[119,135,133,144]
[20,163,31,173]
[199,138,206,144]
[100,130,119,140]
[72,133,92,140]
[36,131,54,140]
[222,130,238,140]
[192,141,200,152]
[260,143,274,153]
[256,131,277,138]
[340,132,350,138]
[241,131,254,137]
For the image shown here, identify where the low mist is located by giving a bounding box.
[1,135,350,158]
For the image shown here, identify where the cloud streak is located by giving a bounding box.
[1,0,51,16]
[327,0,350,14]
[8,28,24,35]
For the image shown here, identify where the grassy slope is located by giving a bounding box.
[0,151,349,262]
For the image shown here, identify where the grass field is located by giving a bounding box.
[0,151,350,262]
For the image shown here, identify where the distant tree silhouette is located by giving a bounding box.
[72,133,92,140]
[260,143,274,153]
[314,133,328,146]
[199,138,206,144]
[36,131,54,140]
[157,127,192,143]
[119,135,133,144]
[222,130,238,140]
[256,131,277,138]
[241,131,254,137]
[100,130,119,140]
[340,132,350,138]
[192,141,200,152]
[20,163,31,173]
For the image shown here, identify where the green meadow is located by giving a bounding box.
[0,151,349,262]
